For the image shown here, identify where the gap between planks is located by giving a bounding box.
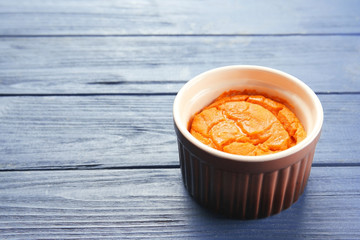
[0,91,360,97]
[1,33,360,38]
[1,163,360,172]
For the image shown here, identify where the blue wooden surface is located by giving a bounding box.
[0,1,359,239]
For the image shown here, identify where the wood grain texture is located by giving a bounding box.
[0,0,359,238]
[0,94,358,170]
[1,36,360,94]
[1,0,360,35]
[0,167,359,239]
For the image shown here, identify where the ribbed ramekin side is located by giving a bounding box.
[177,138,316,219]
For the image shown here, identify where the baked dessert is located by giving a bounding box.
[189,91,306,156]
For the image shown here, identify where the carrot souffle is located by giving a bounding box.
[189,90,306,156]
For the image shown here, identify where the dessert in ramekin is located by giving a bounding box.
[173,65,323,219]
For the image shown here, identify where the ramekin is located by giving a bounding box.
[173,65,323,219]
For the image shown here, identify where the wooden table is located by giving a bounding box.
[1,0,359,239]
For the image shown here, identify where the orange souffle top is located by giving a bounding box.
[189,91,306,156]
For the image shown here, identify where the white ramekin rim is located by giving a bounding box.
[173,65,324,163]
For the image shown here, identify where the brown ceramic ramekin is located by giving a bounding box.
[173,65,323,219]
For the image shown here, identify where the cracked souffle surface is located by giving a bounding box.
[189,91,307,156]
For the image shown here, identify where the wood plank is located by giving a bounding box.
[1,0,360,35]
[0,94,359,170]
[1,36,360,94]
[0,167,359,239]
